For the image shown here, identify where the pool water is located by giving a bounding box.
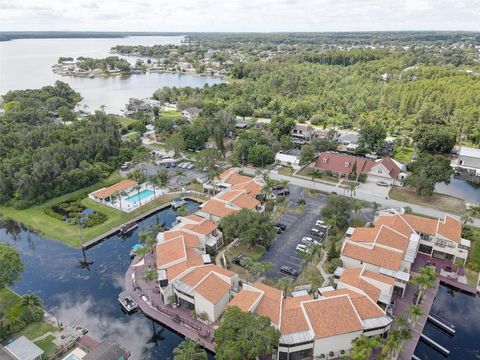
[126,189,155,204]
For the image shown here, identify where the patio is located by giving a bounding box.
[125,254,216,352]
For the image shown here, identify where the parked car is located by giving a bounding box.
[165,163,171,168]
[178,162,185,168]
[187,164,195,170]
[120,162,132,171]
[301,236,313,244]
[276,223,287,231]
[377,181,389,187]
[296,244,307,253]
[181,162,191,169]
[311,228,326,237]
[275,189,290,196]
[232,254,245,266]
[273,185,284,190]
[274,226,282,234]
[170,162,177,168]
[280,266,298,277]
[315,219,325,227]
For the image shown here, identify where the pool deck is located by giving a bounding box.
[125,254,216,352]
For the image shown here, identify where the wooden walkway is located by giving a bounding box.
[124,256,216,352]
[394,280,440,360]
[439,275,477,295]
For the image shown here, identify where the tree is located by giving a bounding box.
[408,304,425,326]
[248,145,274,167]
[359,122,386,150]
[413,124,456,154]
[300,144,316,166]
[250,261,271,279]
[346,180,357,198]
[21,294,42,322]
[143,267,157,303]
[269,115,295,139]
[173,339,207,360]
[301,243,322,269]
[410,266,437,305]
[220,209,275,249]
[380,330,403,359]
[0,244,24,289]
[197,148,222,193]
[215,307,280,360]
[309,168,321,190]
[327,243,339,261]
[407,154,452,195]
[351,335,383,360]
[166,132,186,156]
[321,195,352,229]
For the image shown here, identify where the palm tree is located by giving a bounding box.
[240,257,254,274]
[21,294,42,321]
[410,266,436,305]
[351,335,383,360]
[277,277,294,298]
[346,180,357,199]
[133,184,143,207]
[310,168,321,190]
[176,169,186,187]
[381,330,403,358]
[408,304,425,326]
[112,191,122,211]
[250,261,272,279]
[453,258,465,276]
[301,243,322,269]
[461,207,477,225]
[173,339,207,360]
[352,199,364,223]
[143,267,157,303]
[372,201,380,218]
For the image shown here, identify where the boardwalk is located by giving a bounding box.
[394,280,440,360]
[124,256,216,352]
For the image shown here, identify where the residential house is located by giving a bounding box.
[312,152,405,184]
[275,149,301,169]
[337,133,360,147]
[227,282,391,360]
[290,124,314,145]
[178,214,224,250]
[457,147,480,175]
[182,107,201,121]
[2,336,44,360]
[126,98,161,112]
[89,179,137,205]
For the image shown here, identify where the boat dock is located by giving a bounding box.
[439,275,477,295]
[427,312,455,334]
[420,334,450,355]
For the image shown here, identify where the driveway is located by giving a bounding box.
[260,185,327,280]
[357,180,391,198]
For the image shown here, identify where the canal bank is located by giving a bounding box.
[0,201,213,359]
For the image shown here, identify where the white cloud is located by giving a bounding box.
[0,0,479,31]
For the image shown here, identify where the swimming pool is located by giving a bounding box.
[126,189,155,204]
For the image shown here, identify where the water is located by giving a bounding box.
[0,36,224,113]
[0,201,216,360]
[126,189,155,204]
[435,176,480,205]
[414,284,480,359]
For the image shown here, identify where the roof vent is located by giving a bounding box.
[323,158,327,163]
[202,254,212,264]
[345,161,349,167]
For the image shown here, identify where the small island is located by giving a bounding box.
[52,56,153,77]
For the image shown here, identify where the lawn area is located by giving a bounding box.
[18,321,57,340]
[393,147,415,164]
[0,172,179,247]
[278,166,294,176]
[466,225,480,262]
[0,288,20,311]
[116,116,136,128]
[158,110,181,120]
[35,335,57,358]
[389,186,467,215]
[296,166,339,185]
[225,242,266,283]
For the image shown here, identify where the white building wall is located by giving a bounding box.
[340,255,381,273]
[213,291,231,322]
[313,331,362,358]
[194,292,215,322]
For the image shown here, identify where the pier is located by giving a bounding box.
[439,275,477,295]
[427,312,455,334]
[420,334,450,355]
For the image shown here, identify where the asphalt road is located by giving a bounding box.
[260,184,327,280]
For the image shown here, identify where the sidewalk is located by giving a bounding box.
[316,252,331,287]
[242,167,480,227]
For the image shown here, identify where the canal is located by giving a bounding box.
[414,284,480,359]
[0,201,213,359]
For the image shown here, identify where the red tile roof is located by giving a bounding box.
[91,179,137,199]
[194,273,231,304]
[314,152,373,176]
[342,242,403,271]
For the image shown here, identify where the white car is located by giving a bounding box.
[181,162,191,169]
[301,236,313,244]
[315,219,325,227]
[177,162,185,168]
[296,244,307,253]
[187,164,195,170]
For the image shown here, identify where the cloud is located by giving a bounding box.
[1,0,479,31]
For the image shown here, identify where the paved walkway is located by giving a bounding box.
[243,167,480,226]
[316,252,331,287]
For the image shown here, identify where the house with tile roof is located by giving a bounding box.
[340,209,470,297]
[178,214,224,250]
[226,282,391,360]
[312,152,405,184]
[290,123,314,145]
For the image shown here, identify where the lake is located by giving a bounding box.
[0,201,214,359]
[435,176,480,205]
[0,36,224,113]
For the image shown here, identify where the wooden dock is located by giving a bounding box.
[439,275,477,295]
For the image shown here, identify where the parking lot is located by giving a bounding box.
[260,184,328,280]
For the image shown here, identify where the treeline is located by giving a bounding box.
[74,56,132,72]
[0,82,138,208]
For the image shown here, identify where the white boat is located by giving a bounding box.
[171,198,186,209]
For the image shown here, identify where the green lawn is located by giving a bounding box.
[393,147,415,164]
[158,110,181,120]
[0,172,179,247]
[293,252,323,292]
[18,322,57,340]
[0,288,21,312]
[35,335,57,357]
[116,116,136,128]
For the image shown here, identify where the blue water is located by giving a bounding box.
[126,189,155,204]
[0,201,213,359]
[413,284,480,359]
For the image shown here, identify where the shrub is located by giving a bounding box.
[404,206,413,214]
[297,199,306,205]
[326,170,333,177]
[327,258,343,274]
[83,212,108,227]
[357,173,367,183]
[43,207,64,221]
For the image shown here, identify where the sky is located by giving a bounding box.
[1,0,479,32]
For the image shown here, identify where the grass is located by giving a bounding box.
[296,166,339,185]
[35,335,57,357]
[18,322,57,340]
[158,110,181,120]
[116,116,136,128]
[464,268,479,287]
[0,288,21,312]
[466,225,480,262]
[393,147,415,164]
[389,186,467,215]
[225,242,266,283]
[0,172,179,247]
[287,203,305,214]
[278,166,294,176]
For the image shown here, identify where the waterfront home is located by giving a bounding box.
[89,179,137,205]
[340,210,470,297]
[275,149,301,169]
[312,152,406,184]
[62,335,130,360]
[457,146,480,175]
[126,98,161,112]
[227,282,391,360]
[178,214,224,250]
[1,336,44,360]
[182,107,201,120]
